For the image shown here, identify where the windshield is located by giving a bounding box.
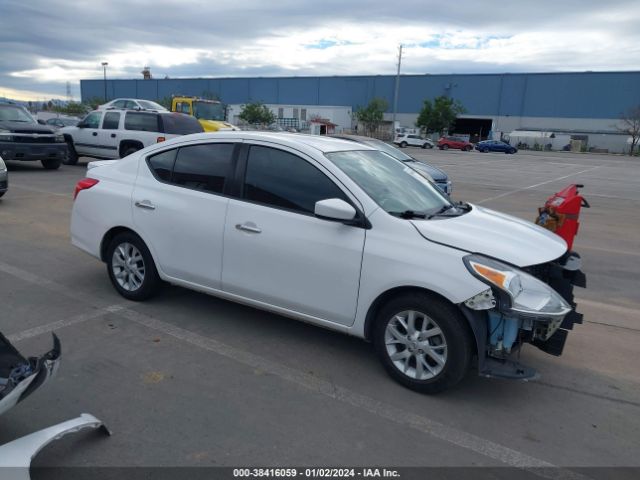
[326,150,451,216]
[362,138,412,161]
[0,106,36,123]
[193,101,225,120]
[138,100,167,111]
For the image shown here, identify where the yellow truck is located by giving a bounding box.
[171,96,239,132]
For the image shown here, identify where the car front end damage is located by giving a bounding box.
[460,251,586,379]
[0,333,110,480]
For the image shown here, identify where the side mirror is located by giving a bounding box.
[37,119,46,125]
[314,198,357,222]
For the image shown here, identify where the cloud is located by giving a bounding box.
[1,0,640,100]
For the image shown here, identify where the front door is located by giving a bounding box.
[95,111,121,158]
[73,111,102,156]
[222,144,366,326]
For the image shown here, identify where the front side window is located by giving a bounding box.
[172,143,234,194]
[326,150,450,217]
[82,112,101,129]
[102,112,120,130]
[193,101,224,120]
[124,112,159,132]
[244,146,348,214]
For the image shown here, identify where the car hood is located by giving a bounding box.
[0,121,55,134]
[408,160,448,182]
[410,204,567,267]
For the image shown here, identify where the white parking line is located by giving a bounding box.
[6,184,68,197]
[477,166,602,203]
[6,304,127,343]
[0,259,594,480]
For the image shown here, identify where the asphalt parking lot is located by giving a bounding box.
[1,147,639,477]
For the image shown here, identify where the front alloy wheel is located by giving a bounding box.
[373,293,472,393]
[385,311,447,380]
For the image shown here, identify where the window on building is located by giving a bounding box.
[277,108,284,119]
[300,109,307,121]
[292,108,299,119]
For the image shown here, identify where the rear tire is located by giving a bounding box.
[120,145,141,158]
[441,144,449,150]
[464,146,472,151]
[41,159,61,170]
[373,293,472,393]
[481,147,489,153]
[106,232,161,301]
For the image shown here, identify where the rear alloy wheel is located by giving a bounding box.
[421,143,430,149]
[373,293,472,393]
[41,159,61,170]
[400,141,408,148]
[106,232,160,301]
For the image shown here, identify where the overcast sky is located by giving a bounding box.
[2,0,640,101]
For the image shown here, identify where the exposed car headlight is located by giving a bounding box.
[463,254,571,318]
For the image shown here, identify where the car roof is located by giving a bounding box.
[160,131,377,153]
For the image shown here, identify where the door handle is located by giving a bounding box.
[92,132,97,136]
[111,133,116,138]
[235,223,261,234]
[135,200,156,210]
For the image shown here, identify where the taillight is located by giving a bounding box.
[156,136,166,143]
[74,178,99,200]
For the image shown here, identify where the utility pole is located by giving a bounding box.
[391,44,403,132]
[101,62,109,102]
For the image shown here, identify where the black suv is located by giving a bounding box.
[0,103,68,169]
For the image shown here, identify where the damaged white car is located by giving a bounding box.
[0,333,109,480]
[70,132,585,393]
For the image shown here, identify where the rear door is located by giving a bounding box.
[94,111,121,158]
[221,143,366,326]
[132,141,239,288]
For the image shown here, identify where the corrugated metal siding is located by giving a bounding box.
[80,71,640,119]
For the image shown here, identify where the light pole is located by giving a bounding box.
[391,44,403,133]
[101,62,109,102]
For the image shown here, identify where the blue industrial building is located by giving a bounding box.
[81,71,640,151]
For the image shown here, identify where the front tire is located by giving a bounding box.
[41,159,61,170]
[106,232,160,301]
[441,144,449,150]
[63,141,78,165]
[373,293,472,393]
[400,141,408,148]
[464,146,472,151]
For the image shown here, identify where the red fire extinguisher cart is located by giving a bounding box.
[536,184,590,250]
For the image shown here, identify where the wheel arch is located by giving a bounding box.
[118,140,144,158]
[363,287,469,338]
[100,226,156,264]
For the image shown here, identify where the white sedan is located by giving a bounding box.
[71,132,582,392]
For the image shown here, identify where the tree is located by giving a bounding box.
[416,96,466,135]
[616,105,640,156]
[354,98,388,136]
[238,102,275,125]
[52,102,90,116]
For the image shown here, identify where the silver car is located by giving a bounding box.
[0,156,7,198]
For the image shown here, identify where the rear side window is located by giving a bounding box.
[102,112,120,130]
[172,143,234,194]
[160,114,203,134]
[244,146,348,214]
[147,149,177,182]
[124,112,159,132]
